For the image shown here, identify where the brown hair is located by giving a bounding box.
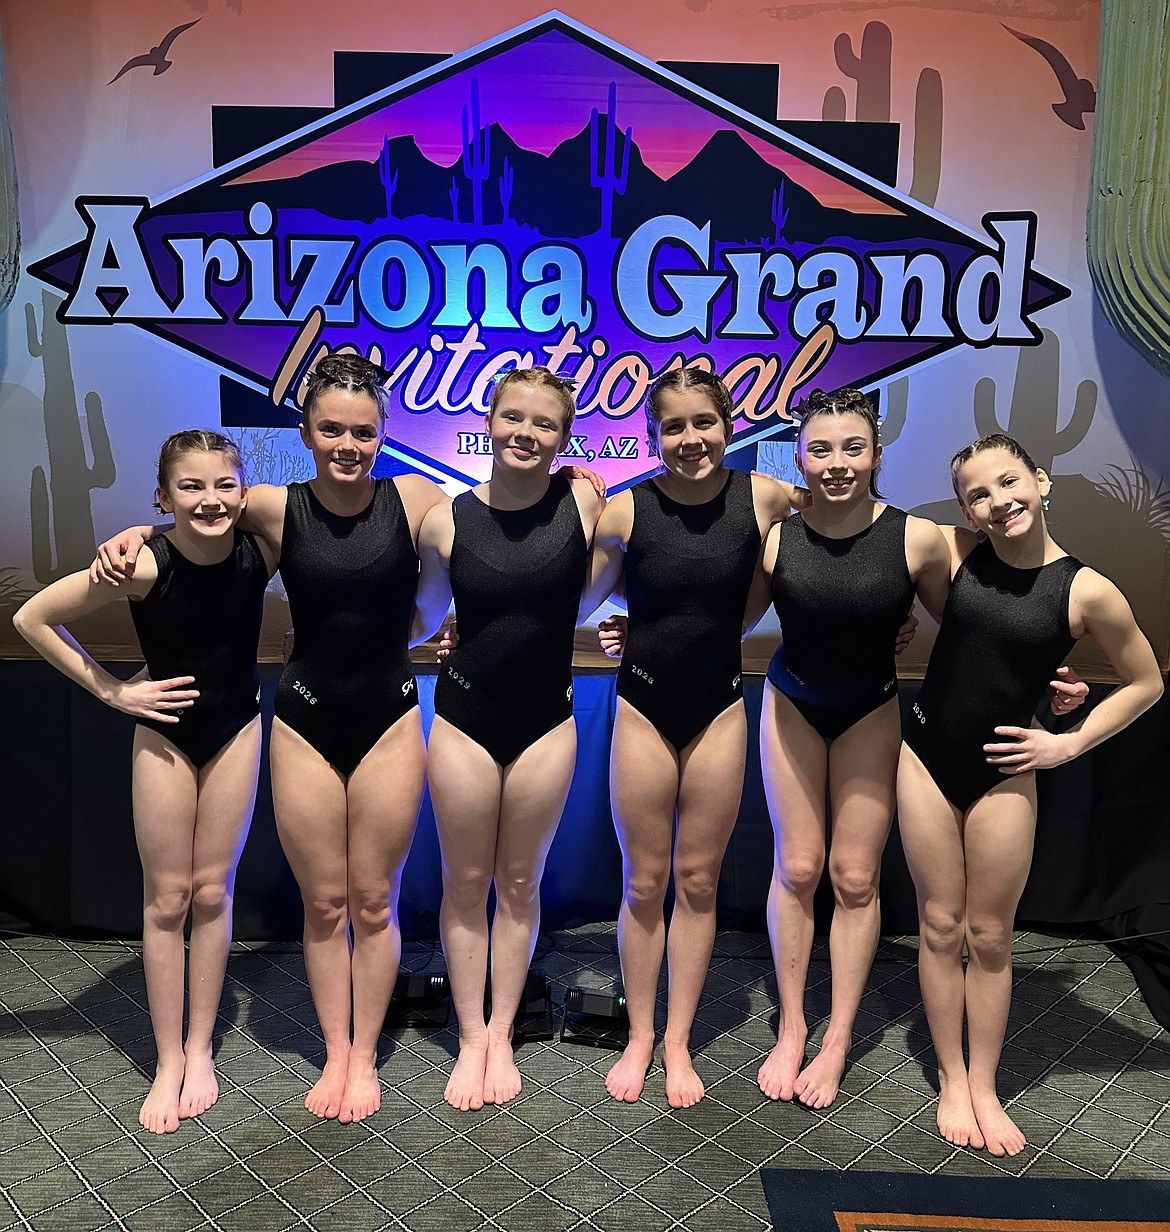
[795,386,883,499]
[950,433,1039,499]
[156,429,245,491]
[645,367,733,456]
[488,366,578,436]
[303,353,390,422]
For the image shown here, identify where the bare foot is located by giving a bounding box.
[139,1060,184,1134]
[445,1043,488,1112]
[178,1050,218,1120]
[793,1040,847,1110]
[971,1090,1026,1157]
[605,1037,654,1102]
[305,1052,349,1118]
[483,1037,521,1105]
[339,1052,381,1123]
[757,1027,807,1101]
[936,1072,985,1149]
[663,1040,705,1109]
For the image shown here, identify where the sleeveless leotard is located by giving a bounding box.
[434,473,588,766]
[129,530,268,768]
[275,479,419,776]
[904,538,1083,812]
[617,469,760,752]
[767,507,914,740]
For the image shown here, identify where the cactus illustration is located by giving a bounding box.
[825,23,943,207]
[499,154,513,224]
[589,81,631,239]
[461,77,491,226]
[880,377,908,447]
[973,329,1097,474]
[834,23,891,124]
[449,175,460,223]
[378,134,398,219]
[909,68,943,207]
[822,86,846,122]
[26,290,116,583]
[771,178,790,246]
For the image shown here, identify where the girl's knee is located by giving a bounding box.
[494,869,541,915]
[965,914,1014,965]
[190,878,231,920]
[442,865,493,913]
[672,862,719,914]
[828,859,878,910]
[144,883,192,931]
[776,848,824,898]
[303,890,348,935]
[623,865,670,915]
[919,901,964,955]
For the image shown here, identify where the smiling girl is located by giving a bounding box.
[414,368,603,1111]
[899,432,1162,1156]
[586,366,800,1107]
[16,430,273,1134]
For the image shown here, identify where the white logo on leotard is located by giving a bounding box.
[912,701,926,724]
[884,677,896,693]
[445,666,470,690]
[731,674,741,690]
[293,679,318,706]
[631,664,654,685]
[566,684,573,702]
[403,678,417,696]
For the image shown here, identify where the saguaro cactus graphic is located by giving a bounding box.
[825,21,943,207]
[590,81,631,239]
[771,178,790,246]
[461,77,491,226]
[26,290,116,583]
[499,155,513,224]
[378,135,398,219]
[834,23,892,123]
[449,175,460,222]
[973,330,1097,474]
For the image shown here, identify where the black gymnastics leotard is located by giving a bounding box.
[275,479,420,777]
[617,469,760,752]
[904,538,1083,812]
[766,507,915,740]
[434,472,588,766]
[129,530,268,769]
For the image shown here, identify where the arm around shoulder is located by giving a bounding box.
[578,491,631,622]
[411,499,454,646]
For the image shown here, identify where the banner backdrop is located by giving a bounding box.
[2,1,1167,674]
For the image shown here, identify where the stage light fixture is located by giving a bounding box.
[384,971,450,1030]
[560,985,629,1050]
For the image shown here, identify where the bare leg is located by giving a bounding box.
[606,700,678,1102]
[339,710,425,1122]
[662,702,746,1108]
[483,719,577,1104]
[270,718,352,1118]
[429,716,503,1112]
[758,684,826,1101]
[898,744,984,1149]
[131,729,199,1134]
[180,717,262,1119]
[796,700,899,1109]
[963,778,1036,1157]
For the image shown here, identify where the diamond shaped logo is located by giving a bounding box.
[30,12,1068,491]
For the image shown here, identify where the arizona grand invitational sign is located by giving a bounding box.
[29,13,1068,491]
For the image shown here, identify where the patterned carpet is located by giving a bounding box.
[2,927,1168,1231]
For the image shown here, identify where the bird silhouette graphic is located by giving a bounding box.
[108,19,201,85]
[1003,25,1096,130]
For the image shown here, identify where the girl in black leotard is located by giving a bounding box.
[586,368,800,1108]
[752,389,955,1110]
[415,368,603,1111]
[899,433,1161,1158]
[17,431,274,1135]
[95,356,449,1124]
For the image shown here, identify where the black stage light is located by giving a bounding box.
[513,970,555,1044]
[483,969,555,1044]
[384,971,450,1030]
[560,985,629,1050]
